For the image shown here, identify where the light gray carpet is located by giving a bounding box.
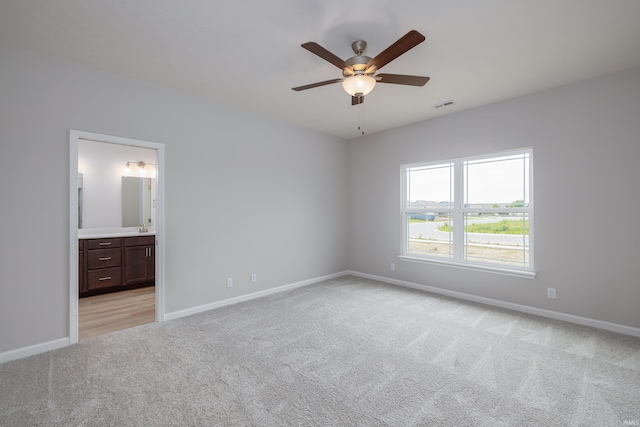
[2,276,639,426]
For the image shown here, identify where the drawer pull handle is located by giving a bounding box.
[99,257,112,261]
[98,276,112,281]
[98,242,112,246]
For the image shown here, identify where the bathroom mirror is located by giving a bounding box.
[122,177,155,227]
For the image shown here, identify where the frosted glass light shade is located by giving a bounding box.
[342,75,376,96]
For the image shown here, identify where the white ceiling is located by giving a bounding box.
[1,1,639,139]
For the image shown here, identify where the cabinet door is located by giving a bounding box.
[124,246,150,285]
[79,245,86,293]
[147,246,155,281]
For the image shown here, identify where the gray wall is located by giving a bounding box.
[347,67,640,329]
[2,39,638,356]
[0,42,349,353]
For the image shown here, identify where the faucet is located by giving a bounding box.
[139,223,148,233]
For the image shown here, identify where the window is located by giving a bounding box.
[401,149,533,275]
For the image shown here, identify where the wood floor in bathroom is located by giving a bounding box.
[79,286,155,340]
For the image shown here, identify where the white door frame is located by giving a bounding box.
[69,130,165,344]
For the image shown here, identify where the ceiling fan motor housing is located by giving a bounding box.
[345,55,371,75]
[344,40,372,76]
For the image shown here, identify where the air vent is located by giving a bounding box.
[434,100,455,109]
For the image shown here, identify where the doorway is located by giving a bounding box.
[69,130,165,344]
[79,287,155,340]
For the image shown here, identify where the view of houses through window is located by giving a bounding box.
[402,149,533,271]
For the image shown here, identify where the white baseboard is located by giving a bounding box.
[346,270,640,338]
[0,337,70,364]
[5,268,635,365]
[164,271,349,321]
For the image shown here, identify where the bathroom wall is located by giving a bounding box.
[78,139,156,228]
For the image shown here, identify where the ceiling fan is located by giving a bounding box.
[292,30,430,105]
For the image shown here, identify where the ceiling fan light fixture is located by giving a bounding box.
[293,31,428,106]
[342,75,376,97]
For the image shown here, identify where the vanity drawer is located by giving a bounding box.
[124,235,155,246]
[87,267,122,290]
[87,248,121,269]
[87,238,122,250]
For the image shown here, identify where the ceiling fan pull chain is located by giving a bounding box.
[358,104,365,136]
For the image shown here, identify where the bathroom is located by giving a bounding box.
[77,139,158,339]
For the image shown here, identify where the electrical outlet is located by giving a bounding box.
[390,263,396,271]
[226,277,233,288]
[547,287,556,299]
[251,273,257,283]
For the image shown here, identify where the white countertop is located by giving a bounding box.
[78,227,155,240]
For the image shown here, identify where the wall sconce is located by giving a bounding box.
[124,161,156,177]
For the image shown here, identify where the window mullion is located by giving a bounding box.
[453,159,464,261]
[401,168,408,255]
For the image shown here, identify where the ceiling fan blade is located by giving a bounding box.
[351,95,364,106]
[292,79,343,91]
[376,74,430,86]
[365,30,426,71]
[301,42,350,70]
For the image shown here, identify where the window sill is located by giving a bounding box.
[397,255,537,279]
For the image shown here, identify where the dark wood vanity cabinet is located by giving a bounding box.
[84,237,122,294]
[123,236,155,285]
[79,235,155,297]
[78,239,86,293]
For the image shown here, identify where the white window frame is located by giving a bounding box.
[400,148,535,278]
